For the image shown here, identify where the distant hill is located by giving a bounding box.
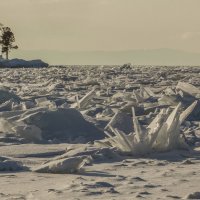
[11,48,200,66]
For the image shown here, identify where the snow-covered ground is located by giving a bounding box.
[0,65,200,199]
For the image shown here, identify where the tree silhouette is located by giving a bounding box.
[0,26,18,59]
[0,23,3,58]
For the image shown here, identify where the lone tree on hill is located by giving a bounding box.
[0,26,18,59]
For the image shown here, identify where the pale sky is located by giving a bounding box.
[1,0,200,64]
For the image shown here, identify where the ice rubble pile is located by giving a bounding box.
[0,87,104,143]
[32,96,198,173]
[0,65,200,173]
[97,101,197,155]
[0,107,104,143]
[0,66,199,149]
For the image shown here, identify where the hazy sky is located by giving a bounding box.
[1,0,200,64]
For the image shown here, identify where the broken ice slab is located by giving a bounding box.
[143,103,169,115]
[35,97,56,108]
[0,99,14,112]
[0,156,26,171]
[176,81,200,97]
[20,108,104,142]
[105,111,134,134]
[133,90,145,103]
[33,155,91,174]
[71,88,96,109]
[158,95,181,106]
[0,88,21,104]
[12,125,43,143]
